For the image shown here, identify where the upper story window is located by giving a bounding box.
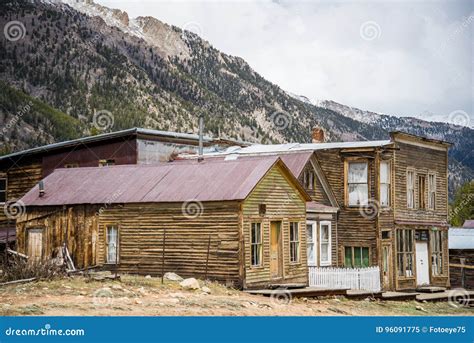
[380,161,391,207]
[418,174,426,209]
[347,161,368,206]
[99,159,115,167]
[428,173,436,210]
[407,170,415,209]
[0,178,6,203]
[303,169,315,190]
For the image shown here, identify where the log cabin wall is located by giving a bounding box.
[242,164,308,289]
[96,202,242,285]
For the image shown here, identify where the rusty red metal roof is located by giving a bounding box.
[21,156,297,206]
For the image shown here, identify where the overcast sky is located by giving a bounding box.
[99,0,473,125]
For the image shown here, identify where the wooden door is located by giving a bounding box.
[416,242,430,286]
[27,228,43,262]
[382,243,392,290]
[270,221,282,279]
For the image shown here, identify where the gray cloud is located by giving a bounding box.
[98,0,473,125]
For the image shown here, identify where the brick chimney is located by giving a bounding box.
[311,127,325,143]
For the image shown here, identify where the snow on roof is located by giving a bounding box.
[205,140,393,156]
[449,228,474,250]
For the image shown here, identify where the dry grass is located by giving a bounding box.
[0,257,65,283]
[0,275,472,316]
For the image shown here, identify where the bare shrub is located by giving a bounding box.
[0,256,66,283]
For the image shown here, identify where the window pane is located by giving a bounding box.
[380,162,390,183]
[0,179,6,190]
[354,247,362,267]
[306,224,313,243]
[307,243,315,265]
[345,247,352,267]
[321,243,328,262]
[349,184,368,205]
[348,162,368,183]
[380,184,389,206]
[0,191,5,203]
[321,225,329,241]
[362,248,369,267]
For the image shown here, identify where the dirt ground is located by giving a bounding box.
[0,275,472,316]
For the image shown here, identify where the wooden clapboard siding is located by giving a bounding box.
[393,142,448,222]
[298,162,332,206]
[449,249,474,289]
[242,164,307,288]
[315,149,379,266]
[97,202,241,283]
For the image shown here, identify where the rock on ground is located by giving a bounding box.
[164,272,183,281]
[179,278,200,290]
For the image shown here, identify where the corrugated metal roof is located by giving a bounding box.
[199,140,393,157]
[21,156,291,206]
[449,228,474,250]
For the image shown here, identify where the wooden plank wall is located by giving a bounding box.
[242,164,307,288]
[315,150,379,267]
[16,205,100,268]
[449,249,474,289]
[98,202,241,284]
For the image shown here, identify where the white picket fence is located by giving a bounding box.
[308,266,381,292]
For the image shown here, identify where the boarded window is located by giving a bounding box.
[303,169,315,190]
[0,178,6,203]
[344,246,369,268]
[250,223,262,266]
[106,226,119,264]
[347,162,368,206]
[306,222,316,265]
[397,229,414,277]
[428,173,436,210]
[380,161,391,206]
[319,221,331,266]
[27,228,43,262]
[289,222,300,263]
[406,170,415,209]
[431,231,444,275]
[418,175,426,209]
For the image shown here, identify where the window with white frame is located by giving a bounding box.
[306,222,316,265]
[407,170,415,209]
[380,161,391,207]
[289,222,300,263]
[106,225,119,264]
[319,221,331,266]
[347,161,368,206]
[428,173,436,210]
[250,223,262,266]
[0,178,6,203]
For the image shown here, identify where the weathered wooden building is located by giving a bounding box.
[17,156,310,289]
[0,128,244,248]
[203,130,451,291]
[449,228,474,289]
